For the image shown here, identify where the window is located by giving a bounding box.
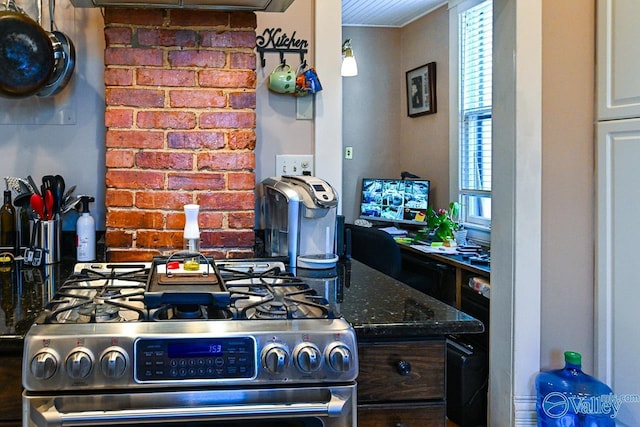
[451,0,493,231]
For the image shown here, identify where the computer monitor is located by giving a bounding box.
[359,178,431,227]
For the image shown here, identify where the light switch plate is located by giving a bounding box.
[296,96,313,120]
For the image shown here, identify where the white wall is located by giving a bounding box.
[255,0,315,181]
[0,3,106,230]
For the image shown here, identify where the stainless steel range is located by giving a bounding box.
[22,255,358,427]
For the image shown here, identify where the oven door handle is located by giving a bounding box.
[30,389,353,425]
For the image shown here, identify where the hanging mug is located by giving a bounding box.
[268,63,295,94]
[295,63,323,97]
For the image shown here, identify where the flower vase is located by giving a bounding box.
[453,229,468,246]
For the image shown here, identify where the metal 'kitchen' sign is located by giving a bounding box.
[256,27,309,67]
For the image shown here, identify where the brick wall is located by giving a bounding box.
[103,8,257,262]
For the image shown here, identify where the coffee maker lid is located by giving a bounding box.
[281,175,338,208]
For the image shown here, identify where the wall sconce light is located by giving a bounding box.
[341,39,358,77]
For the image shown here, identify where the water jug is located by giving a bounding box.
[535,351,617,426]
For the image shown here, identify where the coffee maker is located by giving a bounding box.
[259,175,338,269]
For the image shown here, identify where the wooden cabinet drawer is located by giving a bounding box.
[357,339,445,402]
[0,355,23,423]
[358,402,446,427]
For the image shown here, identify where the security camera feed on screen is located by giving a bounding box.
[359,178,431,226]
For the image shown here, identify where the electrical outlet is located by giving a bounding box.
[276,155,314,176]
[345,146,353,159]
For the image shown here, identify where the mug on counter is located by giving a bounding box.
[268,64,296,94]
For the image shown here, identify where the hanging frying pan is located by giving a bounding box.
[37,30,75,97]
[0,1,55,98]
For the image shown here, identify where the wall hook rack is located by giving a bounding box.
[256,27,309,68]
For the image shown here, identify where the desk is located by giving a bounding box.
[398,243,490,309]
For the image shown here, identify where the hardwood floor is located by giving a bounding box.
[446,419,460,427]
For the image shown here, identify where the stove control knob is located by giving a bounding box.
[30,350,58,380]
[65,350,93,379]
[100,349,128,378]
[294,344,322,373]
[325,343,352,372]
[262,344,289,375]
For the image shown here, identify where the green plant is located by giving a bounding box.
[425,201,462,241]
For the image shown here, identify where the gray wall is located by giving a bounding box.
[342,5,450,224]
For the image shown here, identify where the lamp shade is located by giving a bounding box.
[341,39,358,77]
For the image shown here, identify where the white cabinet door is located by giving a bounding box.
[597,0,640,120]
[596,118,640,427]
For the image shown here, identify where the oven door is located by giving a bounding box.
[23,384,356,427]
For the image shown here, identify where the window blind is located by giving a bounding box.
[460,0,492,223]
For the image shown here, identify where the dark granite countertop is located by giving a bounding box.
[325,259,484,340]
[1,254,483,355]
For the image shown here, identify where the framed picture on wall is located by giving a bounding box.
[406,62,437,117]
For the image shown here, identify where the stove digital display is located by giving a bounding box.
[168,342,223,357]
[135,337,256,382]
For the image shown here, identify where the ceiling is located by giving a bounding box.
[342,0,447,27]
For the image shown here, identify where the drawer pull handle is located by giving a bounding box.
[395,360,411,376]
[395,424,409,427]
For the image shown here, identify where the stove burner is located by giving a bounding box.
[252,301,298,319]
[77,303,121,323]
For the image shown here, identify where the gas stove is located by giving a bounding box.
[22,256,357,393]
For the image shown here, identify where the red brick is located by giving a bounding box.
[228,130,256,149]
[136,152,193,170]
[202,230,255,247]
[104,229,134,247]
[105,68,133,86]
[105,189,134,207]
[106,88,165,107]
[201,31,256,49]
[137,111,197,129]
[106,170,165,189]
[166,211,224,229]
[228,172,255,190]
[167,172,226,190]
[229,52,256,70]
[168,50,226,68]
[136,230,183,249]
[169,10,229,27]
[106,150,135,168]
[105,27,132,45]
[228,211,255,229]
[199,191,255,210]
[105,108,134,128]
[199,70,256,89]
[106,248,161,262]
[137,69,196,87]
[226,250,256,259]
[167,131,225,149]
[105,47,163,66]
[105,8,165,26]
[230,12,257,29]
[106,209,165,229]
[169,90,226,108]
[197,152,255,171]
[229,92,256,109]
[106,130,165,149]
[200,111,255,129]
[137,29,197,48]
[136,191,193,209]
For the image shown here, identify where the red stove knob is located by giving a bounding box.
[262,343,289,375]
[65,349,93,379]
[30,350,58,380]
[294,343,322,373]
[325,343,352,372]
[100,348,128,378]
